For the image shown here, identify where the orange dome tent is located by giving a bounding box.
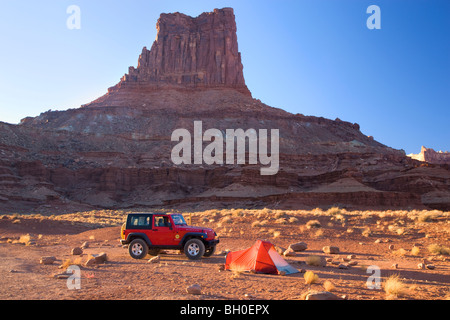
[225,240,299,275]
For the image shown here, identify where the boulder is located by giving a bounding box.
[322,246,340,254]
[71,247,83,255]
[288,242,308,252]
[186,284,202,295]
[148,256,160,263]
[283,247,297,257]
[40,256,56,265]
[305,291,342,300]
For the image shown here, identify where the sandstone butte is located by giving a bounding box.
[0,8,449,213]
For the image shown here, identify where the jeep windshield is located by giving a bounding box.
[171,214,187,226]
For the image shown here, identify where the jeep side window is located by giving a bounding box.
[154,216,169,227]
[129,215,151,228]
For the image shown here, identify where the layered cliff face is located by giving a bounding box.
[2,8,450,213]
[408,146,450,165]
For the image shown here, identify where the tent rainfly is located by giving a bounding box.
[224,240,299,275]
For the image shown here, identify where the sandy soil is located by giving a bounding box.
[0,209,449,300]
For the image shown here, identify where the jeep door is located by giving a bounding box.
[149,215,178,245]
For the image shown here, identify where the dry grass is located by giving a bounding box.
[323,280,335,292]
[427,244,450,256]
[304,271,320,285]
[60,257,83,270]
[19,234,33,246]
[313,229,324,238]
[306,220,321,229]
[305,255,324,267]
[417,210,442,223]
[411,246,421,256]
[392,248,408,257]
[384,274,408,299]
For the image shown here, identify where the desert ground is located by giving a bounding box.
[0,207,449,300]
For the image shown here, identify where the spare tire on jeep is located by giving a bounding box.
[184,238,205,260]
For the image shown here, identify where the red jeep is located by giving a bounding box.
[120,213,219,260]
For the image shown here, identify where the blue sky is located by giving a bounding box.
[0,0,448,155]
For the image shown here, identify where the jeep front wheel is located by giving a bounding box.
[129,238,148,259]
[184,239,205,260]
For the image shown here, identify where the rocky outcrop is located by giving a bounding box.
[93,7,250,102]
[408,146,450,165]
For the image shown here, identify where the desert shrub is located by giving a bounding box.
[417,210,442,223]
[314,229,324,238]
[288,217,299,223]
[305,255,324,267]
[275,218,288,224]
[427,244,450,256]
[19,234,33,245]
[326,207,341,215]
[220,216,233,224]
[362,227,372,237]
[411,246,421,256]
[323,280,335,292]
[306,220,321,229]
[384,274,407,298]
[251,221,261,228]
[392,248,407,257]
[274,211,286,219]
[304,271,319,285]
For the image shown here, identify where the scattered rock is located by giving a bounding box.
[85,252,108,267]
[348,261,358,266]
[40,256,56,265]
[283,247,297,257]
[81,241,89,249]
[278,270,286,276]
[274,246,286,255]
[417,263,425,270]
[148,256,160,263]
[305,291,342,300]
[322,246,339,254]
[426,264,435,270]
[186,284,202,295]
[391,263,398,269]
[71,247,83,255]
[347,254,356,260]
[288,242,308,252]
[85,258,96,267]
[389,244,395,250]
[94,252,108,264]
[338,263,349,269]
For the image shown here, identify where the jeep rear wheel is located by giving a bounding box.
[203,245,216,257]
[129,238,148,259]
[184,239,205,260]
